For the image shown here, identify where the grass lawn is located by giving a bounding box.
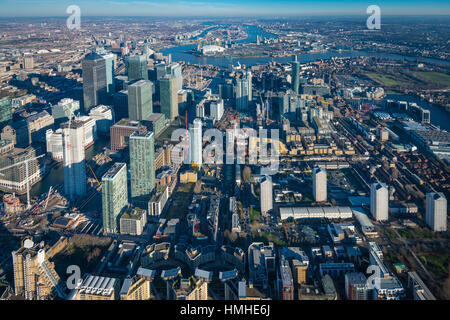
[419,253,449,279]
[250,207,261,223]
[165,182,194,220]
[413,71,450,87]
[367,72,402,86]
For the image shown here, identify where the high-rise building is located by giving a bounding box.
[246,71,253,102]
[190,118,203,167]
[426,192,447,232]
[291,57,300,94]
[210,99,224,122]
[0,97,12,129]
[62,120,86,200]
[23,56,34,69]
[160,75,178,120]
[102,162,128,234]
[235,77,249,112]
[260,175,273,214]
[345,273,371,300]
[370,182,389,221]
[95,47,115,94]
[12,238,63,300]
[82,52,108,112]
[313,166,327,202]
[130,131,155,205]
[128,80,153,121]
[126,55,148,81]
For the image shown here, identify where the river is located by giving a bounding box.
[162,24,450,68]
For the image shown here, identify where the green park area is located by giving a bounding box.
[165,182,194,220]
[250,207,261,223]
[367,72,402,86]
[413,71,450,87]
[419,253,449,279]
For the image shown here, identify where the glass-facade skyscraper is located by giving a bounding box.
[0,97,12,129]
[62,120,86,200]
[102,162,128,234]
[126,55,148,81]
[82,52,108,112]
[130,131,155,206]
[291,58,300,94]
[128,80,153,121]
[159,75,178,120]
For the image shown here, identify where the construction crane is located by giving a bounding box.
[87,163,100,187]
[0,154,45,209]
[44,186,52,210]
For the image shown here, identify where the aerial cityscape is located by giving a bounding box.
[0,0,449,306]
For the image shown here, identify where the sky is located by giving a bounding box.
[0,0,449,17]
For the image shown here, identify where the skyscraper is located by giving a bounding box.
[160,75,178,120]
[370,182,389,221]
[426,192,447,232]
[190,118,203,167]
[62,120,86,200]
[130,131,155,205]
[0,97,12,129]
[95,47,115,95]
[235,77,249,112]
[291,57,300,94]
[126,55,148,81]
[260,175,273,214]
[312,166,327,202]
[12,238,62,300]
[82,52,108,112]
[128,80,153,121]
[102,162,128,234]
[246,70,253,102]
[166,62,183,92]
[210,99,224,122]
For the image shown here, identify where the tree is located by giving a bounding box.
[243,166,251,183]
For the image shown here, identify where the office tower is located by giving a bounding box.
[130,131,155,204]
[0,97,12,129]
[143,44,150,59]
[426,192,447,232]
[82,52,108,112]
[210,99,224,122]
[312,166,327,202]
[345,273,370,300]
[370,182,389,221]
[235,77,249,112]
[166,63,183,91]
[291,57,300,94]
[62,120,86,200]
[95,47,115,94]
[52,98,80,122]
[110,119,147,152]
[260,175,273,214]
[190,118,203,167]
[196,103,205,118]
[102,162,128,234]
[12,238,62,300]
[113,90,129,121]
[246,71,253,102]
[128,80,153,121]
[23,56,34,69]
[126,55,148,81]
[160,75,178,120]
